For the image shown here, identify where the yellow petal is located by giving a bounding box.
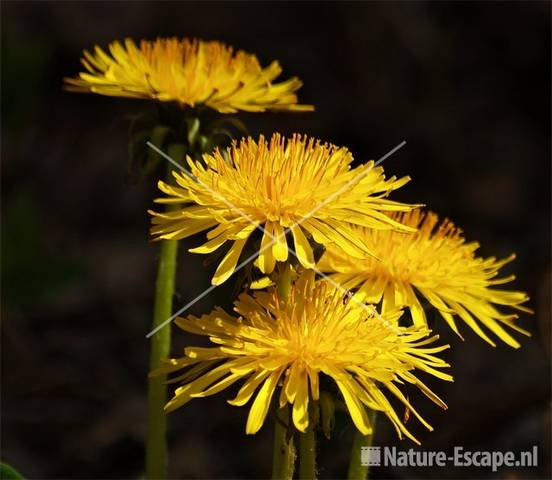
[246,369,282,434]
[292,370,309,432]
[189,234,228,254]
[258,223,276,273]
[228,371,270,406]
[335,377,372,435]
[165,364,230,412]
[272,223,289,262]
[191,372,244,398]
[404,284,427,328]
[212,238,248,285]
[291,225,315,268]
[381,283,396,314]
[432,299,472,340]
[250,277,274,289]
[284,363,300,403]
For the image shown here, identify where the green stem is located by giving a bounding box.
[146,234,178,479]
[146,144,185,480]
[272,406,296,480]
[347,409,377,480]
[299,424,316,479]
[272,264,295,480]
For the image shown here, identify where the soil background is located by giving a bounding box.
[2,1,550,479]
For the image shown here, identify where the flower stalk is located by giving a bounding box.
[298,423,316,479]
[65,37,315,480]
[146,143,186,479]
[347,409,378,480]
[272,406,296,480]
[272,263,295,480]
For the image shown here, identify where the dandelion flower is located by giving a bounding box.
[318,210,532,348]
[157,271,452,443]
[64,37,313,113]
[150,133,418,285]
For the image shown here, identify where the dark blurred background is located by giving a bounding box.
[1,1,550,479]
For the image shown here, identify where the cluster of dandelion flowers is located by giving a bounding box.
[156,271,452,443]
[318,210,532,348]
[150,133,419,285]
[63,37,313,113]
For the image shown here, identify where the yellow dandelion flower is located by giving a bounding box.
[318,210,533,348]
[157,271,452,443]
[149,133,418,285]
[63,37,313,113]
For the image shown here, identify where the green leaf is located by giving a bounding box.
[319,391,336,439]
[166,143,188,172]
[147,125,171,162]
[209,116,249,136]
[0,462,25,479]
[185,117,200,146]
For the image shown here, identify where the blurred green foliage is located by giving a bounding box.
[1,188,82,309]
[0,462,24,480]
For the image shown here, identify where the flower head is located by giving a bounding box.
[318,210,532,348]
[150,134,418,285]
[64,37,313,113]
[157,271,452,443]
